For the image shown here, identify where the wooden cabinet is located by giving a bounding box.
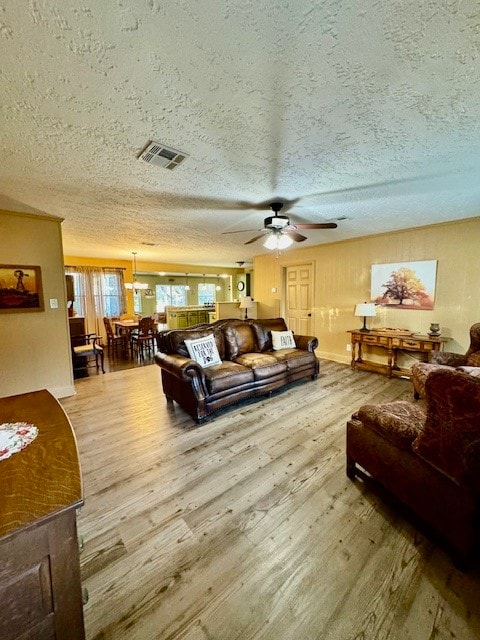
[348,330,449,378]
[166,307,211,329]
[0,390,85,640]
[176,312,189,328]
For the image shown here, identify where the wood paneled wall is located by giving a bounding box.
[254,217,480,366]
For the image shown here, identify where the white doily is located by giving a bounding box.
[0,422,38,461]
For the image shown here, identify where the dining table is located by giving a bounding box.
[113,320,139,356]
[113,319,139,334]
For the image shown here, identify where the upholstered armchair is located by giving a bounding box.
[411,322,480,399]
[347,368,480,563]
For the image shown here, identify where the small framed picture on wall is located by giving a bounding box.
[0,264,44,313]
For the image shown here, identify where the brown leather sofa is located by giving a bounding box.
[346,368,480,564]
[155,318,319,423]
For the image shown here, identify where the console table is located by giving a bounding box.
[348,330,450,378]
[0,390,85,640]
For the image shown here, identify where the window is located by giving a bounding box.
[156,284,188,312]
[101,272,124,317]
[198,283,215,305]
[65,266,126,337]
[133,291,142,314]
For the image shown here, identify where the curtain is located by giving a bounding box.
[65,266,126,343]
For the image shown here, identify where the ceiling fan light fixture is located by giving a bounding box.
[263,233,294,250]
[278,234,294,249]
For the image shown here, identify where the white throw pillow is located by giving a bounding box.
[184,334,222,368]
[271,329,296,350]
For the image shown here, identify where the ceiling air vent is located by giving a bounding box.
[138,141,189,170]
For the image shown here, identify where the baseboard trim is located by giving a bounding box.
[50,384,76,399]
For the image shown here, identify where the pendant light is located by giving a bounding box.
[125,251,148,292]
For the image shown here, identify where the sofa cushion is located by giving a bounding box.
[223,321,259,359]
[234,352,287,380]
[356,401,426,451]
[251,318,288,351]
[168,327,225,360]
[203,361,254,394]
[269,348,316,370]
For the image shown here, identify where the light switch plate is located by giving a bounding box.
[49,298,58,309]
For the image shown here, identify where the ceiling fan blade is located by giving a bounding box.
[244,232,268,245]
[293,222,338,230]
[285,230,307,242]
[221,228,261,235]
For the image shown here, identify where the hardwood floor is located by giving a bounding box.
[60,360,480,640]
[73,348,155,378]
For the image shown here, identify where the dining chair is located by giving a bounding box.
[71,333,105,374]
[103,317,127,358]
[131,317,156,358]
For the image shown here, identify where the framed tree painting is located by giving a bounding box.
[371,260,437,310]
[0,265,44,313]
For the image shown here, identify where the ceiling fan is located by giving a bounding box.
[223,201,338,248]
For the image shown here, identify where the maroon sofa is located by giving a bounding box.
[346,368,480,564]
[155,317,319,423]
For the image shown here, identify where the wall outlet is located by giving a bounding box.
[346,343,352,352]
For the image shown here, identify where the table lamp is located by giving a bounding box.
[355,302,376,332]
[239,296,254,319]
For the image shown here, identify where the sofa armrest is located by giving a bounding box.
[429,351,467,366]
[293,334,318,352]
[154,352,208,396]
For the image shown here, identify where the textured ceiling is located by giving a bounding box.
[1,1,479,267]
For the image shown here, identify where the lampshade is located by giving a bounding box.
[239,296,254,309]
[125,280,148,291]
[263,233,294,250]
[354,302,376,317]
[239,295,254,319]
[354,301,376,332]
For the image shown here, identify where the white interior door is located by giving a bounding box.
[285,263,313,335]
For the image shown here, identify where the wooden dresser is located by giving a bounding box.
[0,390,85,640]
[348,329,450,378]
